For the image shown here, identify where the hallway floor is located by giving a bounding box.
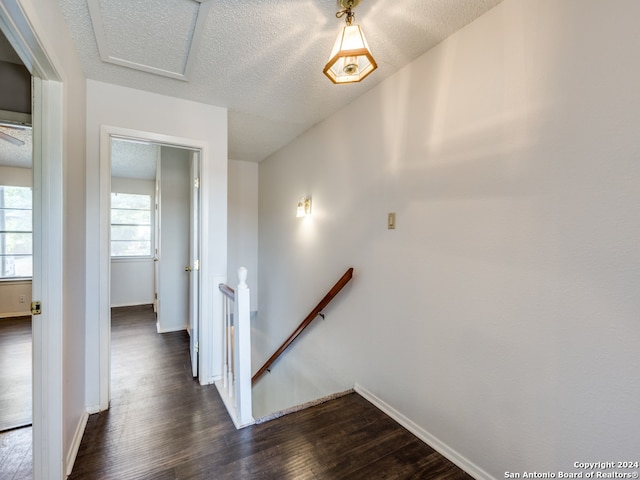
[0,316,32,432]
[0,426,31,480]
[0,315,32,480]
[70,305,473,479]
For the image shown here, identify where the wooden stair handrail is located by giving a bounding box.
[219,283,235,301]
[252,267,354,385]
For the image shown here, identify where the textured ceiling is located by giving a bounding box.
[0,30,31,170]
[59,0,503,162]
[0,125,32,168]
[111,138,158,180]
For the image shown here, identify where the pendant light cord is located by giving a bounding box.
[336,3,355,26]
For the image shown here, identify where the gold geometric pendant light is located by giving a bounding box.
[323,0,377,84]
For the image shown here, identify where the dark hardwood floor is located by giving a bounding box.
[0,426,31,480]
[68,304,472,479]
[0,316,32,432]
[0,315,32,480]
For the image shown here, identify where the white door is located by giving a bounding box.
[153,172,160,315]
[188,152,200,377]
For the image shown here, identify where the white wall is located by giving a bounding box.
[110,257,154,307]
[86,80,227,404]
[157,147,190,332]
[228,159,258,311]
[110,176,155,307]
[256,0,640,477]
[0,280,31,317]
[0,166,31,186]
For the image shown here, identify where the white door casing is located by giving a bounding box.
[153,171,160,314]
[99,126,212,408]
[189,151,201,377]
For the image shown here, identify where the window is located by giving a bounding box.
[0,185,32,279]
[111,193,152,257]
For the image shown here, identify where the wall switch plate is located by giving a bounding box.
[388,212,396,230]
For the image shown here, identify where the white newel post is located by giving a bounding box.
[234,267,253,426]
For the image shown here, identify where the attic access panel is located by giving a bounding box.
[87,0,211,81]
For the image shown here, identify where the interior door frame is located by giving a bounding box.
[188,151,201,377]
[153,162,161,314]
[0,1,65,477]
[99,126,207,407]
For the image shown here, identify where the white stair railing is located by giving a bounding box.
[215,267,254,428]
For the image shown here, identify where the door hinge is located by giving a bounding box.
[31,301,42,315]
[195,341,199,353]
[194,177,200,189]
[194,259,200,271]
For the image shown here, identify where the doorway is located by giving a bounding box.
[108,135,202,391]
[0,28,34,480]
[0,4,67,476]
[0,130,33,434]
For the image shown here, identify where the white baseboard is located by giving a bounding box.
[0,311,31,318]
[110,302,154,309]
[155,324,188,333]
[65,411,89,477]
[214,380,255,429]
[201,373,222,386]
[354,383,495,480]
[86,404,101,415]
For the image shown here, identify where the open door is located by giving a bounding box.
[153,168,160,315]
[188,151,200,377]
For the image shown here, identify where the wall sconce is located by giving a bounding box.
[296,196,311,217]
[323,0,377,84]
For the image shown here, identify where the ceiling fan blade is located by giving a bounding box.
[0,130,25,146]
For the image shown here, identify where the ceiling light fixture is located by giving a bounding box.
[323,0,377,84]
